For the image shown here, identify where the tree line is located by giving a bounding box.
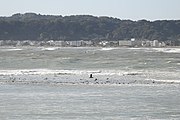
[0,13,180,44]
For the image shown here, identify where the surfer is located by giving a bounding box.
[89,74,93,78]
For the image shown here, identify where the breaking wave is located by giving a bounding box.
[99,48,117,51]
[0,48,23,51]
[151,48,180,53]
[41,47,59,51]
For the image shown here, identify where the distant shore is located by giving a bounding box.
[0,39,179,48]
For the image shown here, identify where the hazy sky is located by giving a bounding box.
[0,0,180,20]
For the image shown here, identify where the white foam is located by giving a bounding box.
[151,48,180,53]
[0,69,143,76]
[100,48,117,51]
[61,57,71,60]
[166,61,172,63]
[128,48,144,50]
[0,69,179,82]
[154,79,180,83]
[1,48,22,51]
[0,69,103,76]
[41,47,59,51]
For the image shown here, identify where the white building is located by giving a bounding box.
[131,39,142,47]
[54,41,67,46]
[46,40,54,46]
[99,41,109,46]
[153,40,159,47]
[119,40,132,47]
[68,41,83,47]
[83,41,93,46]
[142,40,153,47]
[0,40,3,46]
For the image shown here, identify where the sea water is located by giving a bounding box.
[0,47,180,119]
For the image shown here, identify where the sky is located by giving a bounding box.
[0,0,180,20]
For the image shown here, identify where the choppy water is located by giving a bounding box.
[0,47,180,82]
[0,47,180,119]
[0,47,178,71]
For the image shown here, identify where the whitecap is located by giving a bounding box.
[166,61,171,63]
[1,48,22,51]
[151,48,180,53]
[0,69,102,76]
[128,48,144,50]
[154,79,180,84]
[41,47,59,51]
[100,48,116,51]
[61,57,71,60]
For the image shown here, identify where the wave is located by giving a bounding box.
[0,69,138,76]
[151,48,180,53]
[127,47,180,54]
[0,69,179,86]
[0,69,103,76]
[0,69,146,77]
[61,57,71,60]
[0,69,179,80]
[41,47,59,51]
[128,48,144,50]
[99,48,117,51]
[153,79,180,84]
[0,48,23,51]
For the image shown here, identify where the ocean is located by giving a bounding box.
[0,47,180,119]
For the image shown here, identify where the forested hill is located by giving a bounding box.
[0,13,180,42]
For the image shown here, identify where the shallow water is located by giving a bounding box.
[0,84,180,120]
